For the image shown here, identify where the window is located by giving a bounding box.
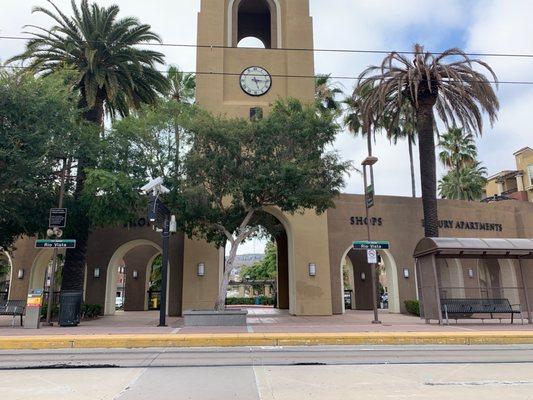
[528,165,533,186]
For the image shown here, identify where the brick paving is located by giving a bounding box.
[0,307,532,336]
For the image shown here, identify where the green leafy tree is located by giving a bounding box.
[179,99,349,310]
[356,44,499,237]
[0,71,81,249]
[241,241,277,281]
[10,0,169,294]
[439,161,487,201]
[167,66,196,104]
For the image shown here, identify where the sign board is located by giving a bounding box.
[365,184,374,209]
[27,289,43,308]
[35,239,76,249]
[367,249,378,264]
[353,240,390,250]
[49,208,67,228]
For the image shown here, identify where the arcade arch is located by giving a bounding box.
[104,239,163,315]
[339,246,400,314]
[228,0,282,48]
[0,251,12,300]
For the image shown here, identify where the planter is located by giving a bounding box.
[183,309,248,326]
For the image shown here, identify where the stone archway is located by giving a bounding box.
[338,246,400,314]
[104,239,162,315]
[228,0,282,48]
[1,251,13,300]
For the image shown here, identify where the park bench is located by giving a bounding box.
[441,298,524,325]
[0,300,26,327]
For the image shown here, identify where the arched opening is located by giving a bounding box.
[0,251,12,302]
[229,0,281,49]
[339,247,400,314]
[223,209,293,313]
[237,36,266,48]
[104,240,163,315]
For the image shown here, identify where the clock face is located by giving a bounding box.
[240,66,272,96]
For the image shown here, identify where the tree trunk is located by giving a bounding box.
[416,103,439,238]
[408,136,416,198]
[61,95,105,292]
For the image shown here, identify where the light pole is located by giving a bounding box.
[46,158,68,326]
[142,177,176,327]
[361,156,381,325]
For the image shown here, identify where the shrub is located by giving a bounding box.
[40,303,59,319]
[225,296,274,306]
[404,300,420,316]
[81,303,103,319]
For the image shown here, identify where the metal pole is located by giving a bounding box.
[518,259,532,324]
[159,215,169,327]
[46,158,67,326]
[363,165,380,324]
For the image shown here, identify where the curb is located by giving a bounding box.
[1,331,533,350]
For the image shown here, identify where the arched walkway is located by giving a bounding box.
[0,251,13,300]
[28,249,65,292]
[104,240,162,315]
[339,246,400,314]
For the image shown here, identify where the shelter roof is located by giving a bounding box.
[414,237,533,259]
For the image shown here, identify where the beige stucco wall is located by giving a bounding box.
[515,148,533,201]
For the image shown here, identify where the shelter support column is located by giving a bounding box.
[519,260,532,324]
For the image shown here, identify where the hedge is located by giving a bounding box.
[226,296,274,305]
[404,299,420,316]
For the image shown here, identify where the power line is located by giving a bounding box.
[1,64,531,85]
[2,34,533,59]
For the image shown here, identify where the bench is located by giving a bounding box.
[0,300,26,327]
[441,298,524,325]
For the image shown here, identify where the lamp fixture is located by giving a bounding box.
[308,263,317,277]
[360,272,366,281]
[197,262,205,277]
[133,270,139,279]
[17,269,24,279]
[468,268,474,278]
[93,267,100,278]
[403,268,410,279]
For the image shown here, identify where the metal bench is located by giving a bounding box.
[441,298,524,325]
[0,300,26,327]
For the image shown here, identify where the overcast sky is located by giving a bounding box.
[1,0,532,254]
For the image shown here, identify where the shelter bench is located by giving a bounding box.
[441,298,524,325]
[0,300,26,327]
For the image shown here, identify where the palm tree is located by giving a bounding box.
[438,127,478,199]
[387,105,417,197]
[167,65,196,104]
[315,74,343,116]
[439,161,487,201]
[356,44,499,237]
[10,0,168,296]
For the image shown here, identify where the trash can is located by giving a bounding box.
[58,290,83,327]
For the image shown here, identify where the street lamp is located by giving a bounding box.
[142,177,175,327]
[361,156,381,325]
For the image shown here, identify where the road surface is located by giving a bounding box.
[1,345,533,399]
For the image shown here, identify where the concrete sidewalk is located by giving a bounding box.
[1,308,532,349]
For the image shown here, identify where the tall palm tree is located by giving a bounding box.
[439,161,487,201]
[167,65,196,104]
[10,0,168,297]
[387,102,417,198]
[315,74,343,116]
[438,127,478,200]
[356,44,499,237]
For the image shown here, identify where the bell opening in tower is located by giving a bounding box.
[236,0,275,49]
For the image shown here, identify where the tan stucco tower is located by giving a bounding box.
[196,0,315,117]
[194,0,333,316]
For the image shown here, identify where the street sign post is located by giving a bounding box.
[365,184,374,209]
[49,208,67,228]
[35,239,76,249]
[353,241,390,250]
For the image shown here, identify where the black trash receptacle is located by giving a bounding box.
[58,290,83,327]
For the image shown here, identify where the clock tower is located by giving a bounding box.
[196,0,315,118]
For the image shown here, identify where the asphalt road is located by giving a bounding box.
[2,345,533,399]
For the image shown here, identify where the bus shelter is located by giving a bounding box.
[414,238,533,324]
